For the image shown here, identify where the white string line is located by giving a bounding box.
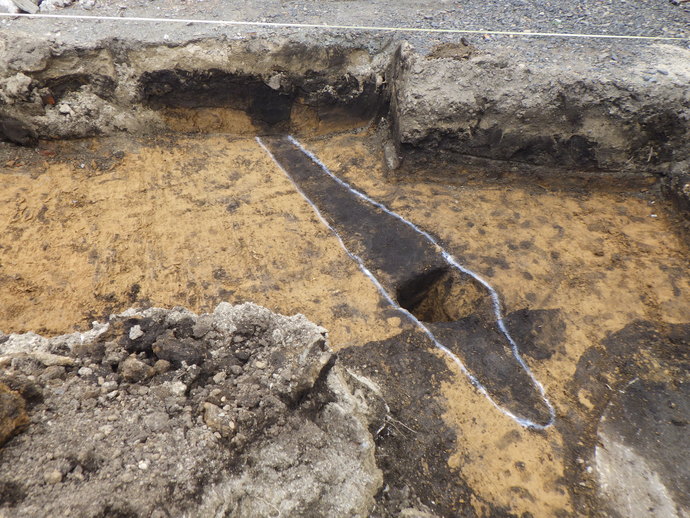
[257,136,554,430]
[0,12,687,41]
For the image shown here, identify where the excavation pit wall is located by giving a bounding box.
[1,32,690,192]
[1,32,690,518]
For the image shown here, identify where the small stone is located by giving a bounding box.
[101,380,117,391]
[254,361,267,369]
[119,356,154,382]
[230,365,243,376]
[152,330,204,367]
[39,365,66,381]
[169,381,187,397]
[143,411,170,433]
[235,350,251,362]
[77,366,93,377]
[57,103,73,115]
[128,325,144,340]
[70,464,85,481]
[153,359,171,374]
[192,317,212,338]
[44,470,62,484]
[212,371,227,384]
[138,460,149,470]
[82,387,100,399]
[267,73,283,91]
[202,402,235,437]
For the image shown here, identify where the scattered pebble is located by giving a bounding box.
[43,470,62,484]
[77,366,93,377]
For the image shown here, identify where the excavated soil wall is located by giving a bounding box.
[2,32,689,196]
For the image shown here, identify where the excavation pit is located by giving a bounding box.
[1,29,689,518]
[396,268,492,324]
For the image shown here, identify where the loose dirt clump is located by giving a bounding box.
[0,303,383,517]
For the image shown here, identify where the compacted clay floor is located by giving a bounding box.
[1,131,688,516]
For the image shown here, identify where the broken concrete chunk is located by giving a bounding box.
[10,0,38,14]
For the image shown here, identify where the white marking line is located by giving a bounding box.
[257,136,555,430]
[0,12,687,41]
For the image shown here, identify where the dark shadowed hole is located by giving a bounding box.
[396,267,492,323]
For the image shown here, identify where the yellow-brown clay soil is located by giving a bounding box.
[305,133,688,516]
[1,132,687,516]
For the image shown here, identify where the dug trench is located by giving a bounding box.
[1,36,689,518]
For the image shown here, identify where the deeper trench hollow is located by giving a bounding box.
[396,268,492,323]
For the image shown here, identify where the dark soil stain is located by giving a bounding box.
[261,136,553,427]
[505,309,567,361]
[601,379,690,511]
[338,329,472,518]
[560,320,690,514]
[429,317,552,425]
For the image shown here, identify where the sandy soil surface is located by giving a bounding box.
[0,130,688,516]
[0,136,403,346]
[305,132,689,516]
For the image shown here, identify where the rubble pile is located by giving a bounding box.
[0,303,383,517]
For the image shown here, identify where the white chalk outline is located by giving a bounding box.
[257,136,555,429]
[0,12,687,41]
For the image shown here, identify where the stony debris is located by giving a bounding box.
[0,303,383,517]
[0,72,32,105]
[0,383,28,446]
[0,32,51,73]
[10,0,38,14]
[0,0,19,13]
[39,0,74,11]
